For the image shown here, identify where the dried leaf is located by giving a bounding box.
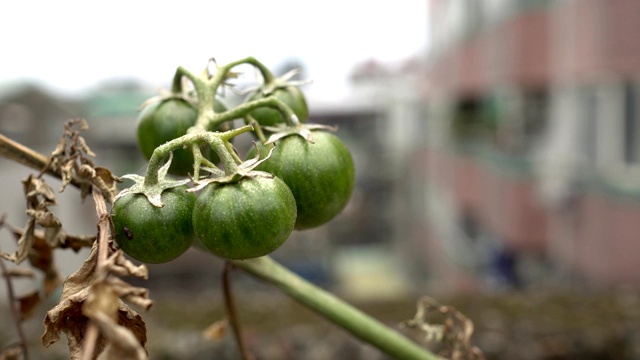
[402,296,484,360]
[42,243,101,350]
[24,175,56,205]
[84,282,146,360]
[106,276,153,311]
[45,118,97,197]
[0,218,36,264]
[77,135,96,157]
[29,234,63,296]
[104,251,148,280]
[0,343,23,360]
[1,174,61,264]
[18,290,41,320]
[203,319,228,341]
[42,242,150,358]
[93,167,121,203]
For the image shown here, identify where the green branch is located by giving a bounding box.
[232,256,443,360]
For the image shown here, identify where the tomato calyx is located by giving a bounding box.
[244,68,311,97]
[190,145,276,191]
[115,153,190,208]
[263,123,338,145]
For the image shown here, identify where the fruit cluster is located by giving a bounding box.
[111,58,355,263]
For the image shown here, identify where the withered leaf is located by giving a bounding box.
[92,167,120,204]
[0,218,36,264]
[1,174,60,264]
[18,290,41,320]
[23,175,56,205]
[42,242,151,359]
[203,319,228,341]
[0,343,23,360]
[84,282,146,360]
[42,242,100,350]
[28,233,63,296]
[29,232,55,273]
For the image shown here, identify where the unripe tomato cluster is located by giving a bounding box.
[111,64,354,263]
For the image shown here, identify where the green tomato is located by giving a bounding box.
[248,86,308,126]
[192,176,296,260]
[136,97,227,176]
[112,187,196,264]
[249,131,355,230]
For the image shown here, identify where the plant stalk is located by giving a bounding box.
[232,256,442,360]
[222,262,253,360]
[0,257,30,360]
[0,133,84,188]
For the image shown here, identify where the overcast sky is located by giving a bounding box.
[0,1,428,100]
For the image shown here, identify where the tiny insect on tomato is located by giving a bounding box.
[112,187,196,264]
[248,86,308,126]
[249,130,355,230]
[136,97,227,176]
[192,176,296,260]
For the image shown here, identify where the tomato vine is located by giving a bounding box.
[0,57,453,360]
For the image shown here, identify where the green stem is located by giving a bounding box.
[244,116,268,144]
[209,97,298,129]
[172,66,198,93]
[221,56,276,84]
[207,136,238,175]
[142,126,254,185]
[232,256,443,360]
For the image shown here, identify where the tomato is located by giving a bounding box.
[112,187,196,264]
[249,131,355,230]
[248,86,308,126]
[192,176,296,260]
[136,98,227,176]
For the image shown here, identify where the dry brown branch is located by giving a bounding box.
[0,258,29,360]
[222,262,255,360]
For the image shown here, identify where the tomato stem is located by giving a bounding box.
[244,115,268,143]
[209,97,299,129]
[222,262,254,360]
[223,56,276,84]
[143,125,254,185]
[172,66,197,93]
[232,256,443,360]
[161,59,297,180]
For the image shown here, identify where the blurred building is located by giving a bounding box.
[418,0,640,290]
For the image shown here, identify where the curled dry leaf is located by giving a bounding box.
[0,175,55,264]
[84,282,147,360]
[402,296,485,360]
[0,215,63,323]
[17,290,41,321]
[47,119,95,194]
[42,241,151,359]
[46,118,120,202]
[0,343,23,360]
[202,319,228,341]
[93,167,121,204]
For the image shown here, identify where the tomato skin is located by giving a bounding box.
[192,176,296,260]
[248,86,308,126]
[136,98,227,176]
[250,131,355,230]
[112,188,196,264]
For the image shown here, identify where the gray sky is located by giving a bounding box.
[1,1,428,100]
